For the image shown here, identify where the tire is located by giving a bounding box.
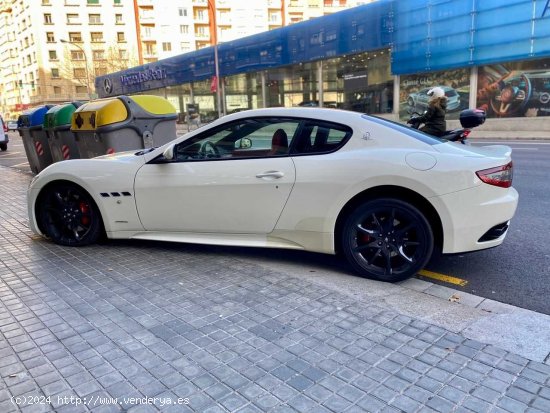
[37,182,103,246]
[0,143,6,151]
[341,198,434,282]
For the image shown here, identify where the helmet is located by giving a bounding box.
[427,87,445,99]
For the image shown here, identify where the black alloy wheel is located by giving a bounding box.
[37,183,102,246]
[342,198,434,282]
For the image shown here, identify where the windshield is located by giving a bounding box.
[362,114,447,145]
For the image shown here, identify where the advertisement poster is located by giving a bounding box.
[399,69,470,120]
[477,59,550,118]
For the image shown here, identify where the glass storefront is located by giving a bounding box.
[128,48,394,123]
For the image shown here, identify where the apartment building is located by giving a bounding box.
[0,0,138,119]
[0,0,376,119]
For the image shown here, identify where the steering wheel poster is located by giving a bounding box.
[477,59,550,118]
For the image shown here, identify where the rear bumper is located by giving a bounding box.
[434,185,519,254]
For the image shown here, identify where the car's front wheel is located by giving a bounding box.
[37,182,103,246]
[341,198,434,282]
[0,143,7,151]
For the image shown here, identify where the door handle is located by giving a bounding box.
[256,171,284,179]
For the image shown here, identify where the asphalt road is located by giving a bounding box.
[1,131,549,314]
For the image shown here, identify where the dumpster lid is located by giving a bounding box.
[19,105,54,128]
[45,103,80,129]
[71,98,128,131]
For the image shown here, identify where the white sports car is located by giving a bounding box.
[27,108,518,282]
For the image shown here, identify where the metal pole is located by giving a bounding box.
[208,0,222,118]
[61,39,92,100]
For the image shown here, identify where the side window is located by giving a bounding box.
[173,118,300,161]
[294,121,352,154]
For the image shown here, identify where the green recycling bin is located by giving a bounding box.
[44,102,83,163]
[18,105,54,174]
[71,95,177,158]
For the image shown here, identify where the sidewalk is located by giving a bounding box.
[1,166,549,413]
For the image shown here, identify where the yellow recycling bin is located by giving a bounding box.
[71,95,177,158]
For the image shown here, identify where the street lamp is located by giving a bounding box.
[207,0,222,118]
[60,39,92,100]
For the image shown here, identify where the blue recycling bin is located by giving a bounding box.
[18,105,54,174]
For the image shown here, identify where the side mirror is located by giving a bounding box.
[163,144,175,161]
[235,137,252,149]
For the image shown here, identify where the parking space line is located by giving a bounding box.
[417,269,468,286]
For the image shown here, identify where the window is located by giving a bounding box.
[51,68,59,78]
[44,14,52,24]
[162,42,171,52]
[66,14,79,24]
[92,49,105,60]
[173,119,301,161]
[68,32,82,42]
[178,8,187,17]
[117,32,125,42]
[70,50,85,60]
[53,86,62,94]
[114,0,121,4]
[144,43,156,55]
[293,121,351,154]
[46,32,55,42]
[179,25,188,34]
[118,49,128,59]
[180,42,190,51]
[115,14,123,24]
[76,85,88,94]
[89,14,101,24]
[95,67,107,76]
[91,32,103,42]
[73,68,86,78]
[87,0,99,3]
[42,0,51,4]
[48,50,57,60]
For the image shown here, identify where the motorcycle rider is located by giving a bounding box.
[408,86,448,137]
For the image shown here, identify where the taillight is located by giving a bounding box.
[476,161,513,188]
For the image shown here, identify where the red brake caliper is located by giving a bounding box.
[79,202,90,226]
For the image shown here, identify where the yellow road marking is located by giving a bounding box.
[417,269,468,286]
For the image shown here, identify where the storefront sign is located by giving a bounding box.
[120,68,167,86]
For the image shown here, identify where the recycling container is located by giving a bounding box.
[18,105,54,174]
[44,102,83,163]
[70,95,177,158]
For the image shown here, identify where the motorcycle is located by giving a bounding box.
[407,108,486,144]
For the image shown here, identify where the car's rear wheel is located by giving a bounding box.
[37,183,102,246]
[341,198,434,282]
[0,143,6,151]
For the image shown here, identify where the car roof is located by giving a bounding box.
[219,107,364,123]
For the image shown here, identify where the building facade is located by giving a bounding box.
[94,0,550,132]
[0,0,375,120]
